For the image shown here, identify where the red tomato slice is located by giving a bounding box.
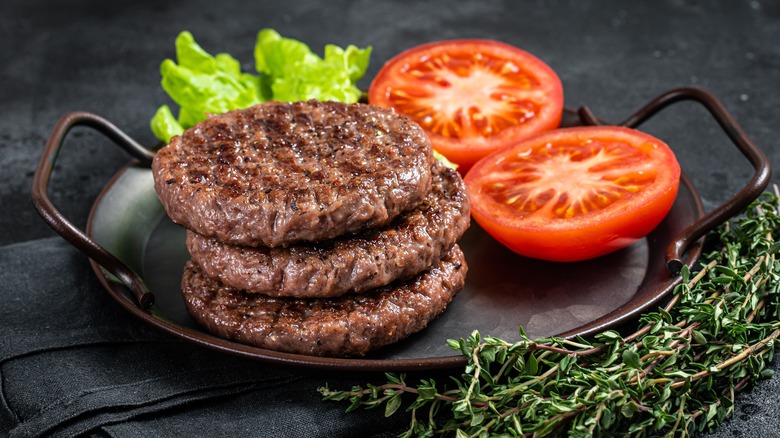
[368,39,564,172]
[464,126,681,262]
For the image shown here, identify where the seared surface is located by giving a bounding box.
[152,100,434,247]
[181,245,466,357]
[186,162,470,298]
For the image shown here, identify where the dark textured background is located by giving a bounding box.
[1,0,778,436]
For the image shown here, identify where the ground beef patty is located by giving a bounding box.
[181,245,466,357]
[152,100,434,247]
[186,162,470,298]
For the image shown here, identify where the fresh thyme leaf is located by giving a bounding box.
[319,191,780,437]
[386,393,403,417]
[622,349,642,369]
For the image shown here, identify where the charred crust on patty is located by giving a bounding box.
[186,162,470,298]
[181,245,467,357]
[152,100,434,247]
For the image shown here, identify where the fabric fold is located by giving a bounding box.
[5,343,303,438]
[0,238,408,438]
[0,238,171,363]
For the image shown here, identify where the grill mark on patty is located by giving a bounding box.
[186,162,470,298]
[181,245,466,357]
[152,100,434,247]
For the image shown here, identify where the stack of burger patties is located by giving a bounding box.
[151,100,470,357]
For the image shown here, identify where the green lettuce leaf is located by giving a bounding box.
[324,44,372,83]
[150,104,184,143]
[151,31,263,142]
[434,150,459,170]
[254,28,371,104]
[161,32,262,120]
[151,29,371,142]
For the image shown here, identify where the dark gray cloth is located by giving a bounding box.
[3,240,779,437]
[0,238,409,437]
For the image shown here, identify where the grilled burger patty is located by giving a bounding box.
[181,245,467,357]
[185,162,470,298]
[152,100,434,247]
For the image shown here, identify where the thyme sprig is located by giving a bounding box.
[320,191,780,437]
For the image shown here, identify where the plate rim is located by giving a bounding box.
[86,162,704,372]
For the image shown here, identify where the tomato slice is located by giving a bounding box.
[368,39,563,172]
[463,126,681,262]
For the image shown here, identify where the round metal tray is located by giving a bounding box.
[32,87,772,371]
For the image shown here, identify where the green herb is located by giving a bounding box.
[434,150,459,170]
[150,29,371,142]
[320,190,780,437]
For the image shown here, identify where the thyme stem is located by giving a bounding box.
[321,192,780,437]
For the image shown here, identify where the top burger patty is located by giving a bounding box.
[152,100,434,247]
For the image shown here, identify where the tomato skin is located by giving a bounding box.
[368,39,563,172]
[464,126,681,262]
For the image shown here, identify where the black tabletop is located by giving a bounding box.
[2,0,779,436]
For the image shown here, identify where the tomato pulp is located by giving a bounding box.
[464,126,681,262]
[369,39,563,171]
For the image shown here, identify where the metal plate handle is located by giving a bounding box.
[31,111,157,308]
[575,87,772,274]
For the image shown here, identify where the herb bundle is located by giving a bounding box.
[320,191,780,437]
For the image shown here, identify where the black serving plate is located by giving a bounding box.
[32,87,771,371]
